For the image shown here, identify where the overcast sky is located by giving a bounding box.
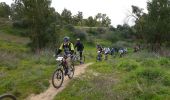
[0,0,148,27]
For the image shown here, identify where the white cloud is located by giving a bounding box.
[0,0,148,27]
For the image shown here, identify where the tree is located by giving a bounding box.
[95,13,111,27]
[61,8,72,25]
[102,16,111,27]
[77,11,83,26]
[10,2,24,20]
[95,13,102,26]
[85,16,96,27]
[131,0,170,51]
[0,2,10,18]
[14,0,58,52]
[144,0,170,50]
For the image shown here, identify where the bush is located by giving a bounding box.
[86,36,95,45]
[12,19,29,28]
[102,32,119,43]
[87,28,98,35]
[111,41,131,48]
[109,26,116,31]
[96,27,106,34]
[64,24,75,32]
[73,29,87,40]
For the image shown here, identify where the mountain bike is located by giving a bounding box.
[52,55,75,88]
[96,51,102,62]
[0,94,16,100]
[72,51,85,64]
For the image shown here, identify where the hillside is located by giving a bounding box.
[0,23,170,100]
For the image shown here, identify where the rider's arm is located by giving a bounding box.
[56,43,63,55]
[70,43,74,54]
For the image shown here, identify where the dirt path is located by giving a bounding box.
[26,63,93,100]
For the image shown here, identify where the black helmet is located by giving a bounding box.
[64,36,70,42]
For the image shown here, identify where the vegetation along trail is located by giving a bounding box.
[27,63,93,100]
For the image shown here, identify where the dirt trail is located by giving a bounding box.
[26,63,93,100]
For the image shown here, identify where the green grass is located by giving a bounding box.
[55,50,170,100]
[0,25,27,36]
[0,37,56,99]
[1,24,170,100]
[0,40,29,52]
[0,31,97,99]
[0,50,56,99]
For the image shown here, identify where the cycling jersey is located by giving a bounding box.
[57,42,74,55]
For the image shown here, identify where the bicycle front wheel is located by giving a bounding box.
[0,94,16,100]
[52,69,64,88]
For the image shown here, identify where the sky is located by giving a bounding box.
[0,0,148,27]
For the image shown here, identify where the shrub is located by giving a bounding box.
[64,24,75,32]
[86,36,95,45]
[73,29,87,40]
[87,28,98,35]
[96,27,106,34]
[102,32,119,43]
[12,19,29,28]
[111,41,131,48]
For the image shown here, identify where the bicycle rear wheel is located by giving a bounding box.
[52,69,64,88]
[0,94,16,100]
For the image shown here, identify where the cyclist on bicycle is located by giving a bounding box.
[96,44,103,53]
[74,38,84,64]
[56,36,74,75]
[96,44,103,61]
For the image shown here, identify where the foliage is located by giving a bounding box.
[73,29,87,40]
[14,0,58,51]
[0,2,10,18]
[131,0,170,51]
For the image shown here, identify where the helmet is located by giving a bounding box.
[63,36,70,42]
[76,38,80,41]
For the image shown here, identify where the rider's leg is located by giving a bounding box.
[79,51,83,64]
[79,51,82,60]
[66,56,71,75]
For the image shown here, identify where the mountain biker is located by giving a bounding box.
[74,38,84,64]
[96,44,103,61]
[110,47,115,55]
[56,36,74,75]
[119,47,124,57]
[96,44,103,53]
[103,47,110,60]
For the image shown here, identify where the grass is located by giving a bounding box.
[55,50,170,100]
[0,25,28,36]
[0,31,97,99]
[1,23,170,100]
[0,37,56,99]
